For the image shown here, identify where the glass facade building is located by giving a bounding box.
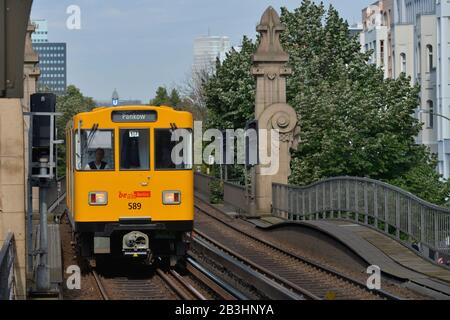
[32,43,67,94]
[31,19,67,95]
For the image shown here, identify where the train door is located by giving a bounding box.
[117,128,153,216]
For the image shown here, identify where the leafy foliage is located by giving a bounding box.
[202,0,450,205]
[150,86,206,121]
[204,36,257,130]
[150,86,183,108]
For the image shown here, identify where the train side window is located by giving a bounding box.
[155,129,193,170]
[75,130,115,171]
[119,129,150,171]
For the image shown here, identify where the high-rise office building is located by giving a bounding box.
[31,19,67,95]
[360,0,450,179]
[31,19,48,43]
[193,36,231,75]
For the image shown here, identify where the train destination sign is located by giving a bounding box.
[112,110,157,123]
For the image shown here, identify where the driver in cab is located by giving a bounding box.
[85,148,109,170]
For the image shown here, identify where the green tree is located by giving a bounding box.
[56,85,96,176]
[202,0,450,205]
[169,88,182,107]
[150,86,184,108]
[204,36,257,130]
[150,86,170,106]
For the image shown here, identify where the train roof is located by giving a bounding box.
[68,105,193,129]
[74,105,192,118]
[91,105,175,112]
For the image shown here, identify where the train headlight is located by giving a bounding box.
[89,192,108,206]
[162,191,181,205]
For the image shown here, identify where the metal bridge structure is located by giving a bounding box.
[195,173,450,264]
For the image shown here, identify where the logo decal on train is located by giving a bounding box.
[118,191,152,199]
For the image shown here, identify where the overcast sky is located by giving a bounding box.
[30,0,372,103]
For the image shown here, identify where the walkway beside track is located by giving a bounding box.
[253,218,450,297]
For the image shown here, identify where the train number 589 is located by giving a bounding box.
[128,203,142,210]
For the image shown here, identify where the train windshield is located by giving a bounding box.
[75,129,115,171]
[155,129,193,170]
[119,129,150,170]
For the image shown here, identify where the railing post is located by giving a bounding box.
[281,186,287,219]
[346,180,350,220]
[374,184,378,229]
[330,182,334,219]
[407,200,412,240]
[301,190,305,220]
[364,182,368,225]
[434,212,439,256]
[354,181,359,222]
[420,206,425,244]
[315,185,319,220]
[384,190,389,233]
[395,193,400,239]
[337,180,342,219]
[308,188,312,220]
[322,183,326,219]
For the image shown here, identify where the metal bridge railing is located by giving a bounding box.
[273,177,450,262]
[0,233,17,300]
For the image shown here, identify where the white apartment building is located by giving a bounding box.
[361,0,450,179]
[193,36,231,75]
[361,2,391,78]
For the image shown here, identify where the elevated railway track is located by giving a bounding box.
[194,197,401,300]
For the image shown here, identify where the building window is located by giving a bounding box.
[400,53,406,73]
[417,43,421,72]
[426,45,433,72]
[380,40,385,67]
[427,100,434,129]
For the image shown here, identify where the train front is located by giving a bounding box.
[69,106,194,267]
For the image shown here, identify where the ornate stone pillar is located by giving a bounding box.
[252,7,299,215]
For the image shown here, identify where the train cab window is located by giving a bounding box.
[119,129,150,170]
[75,130,115,171]
[155,129,193,170]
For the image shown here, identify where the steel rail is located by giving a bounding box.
[92,270,109,300]
[193,230,319,300]
[195,197,402,300]
[186,257,241,300]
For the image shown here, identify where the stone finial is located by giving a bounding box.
[253,6,288,63]
[24,20,39,64]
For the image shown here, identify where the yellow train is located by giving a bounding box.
[65,105,194,266]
